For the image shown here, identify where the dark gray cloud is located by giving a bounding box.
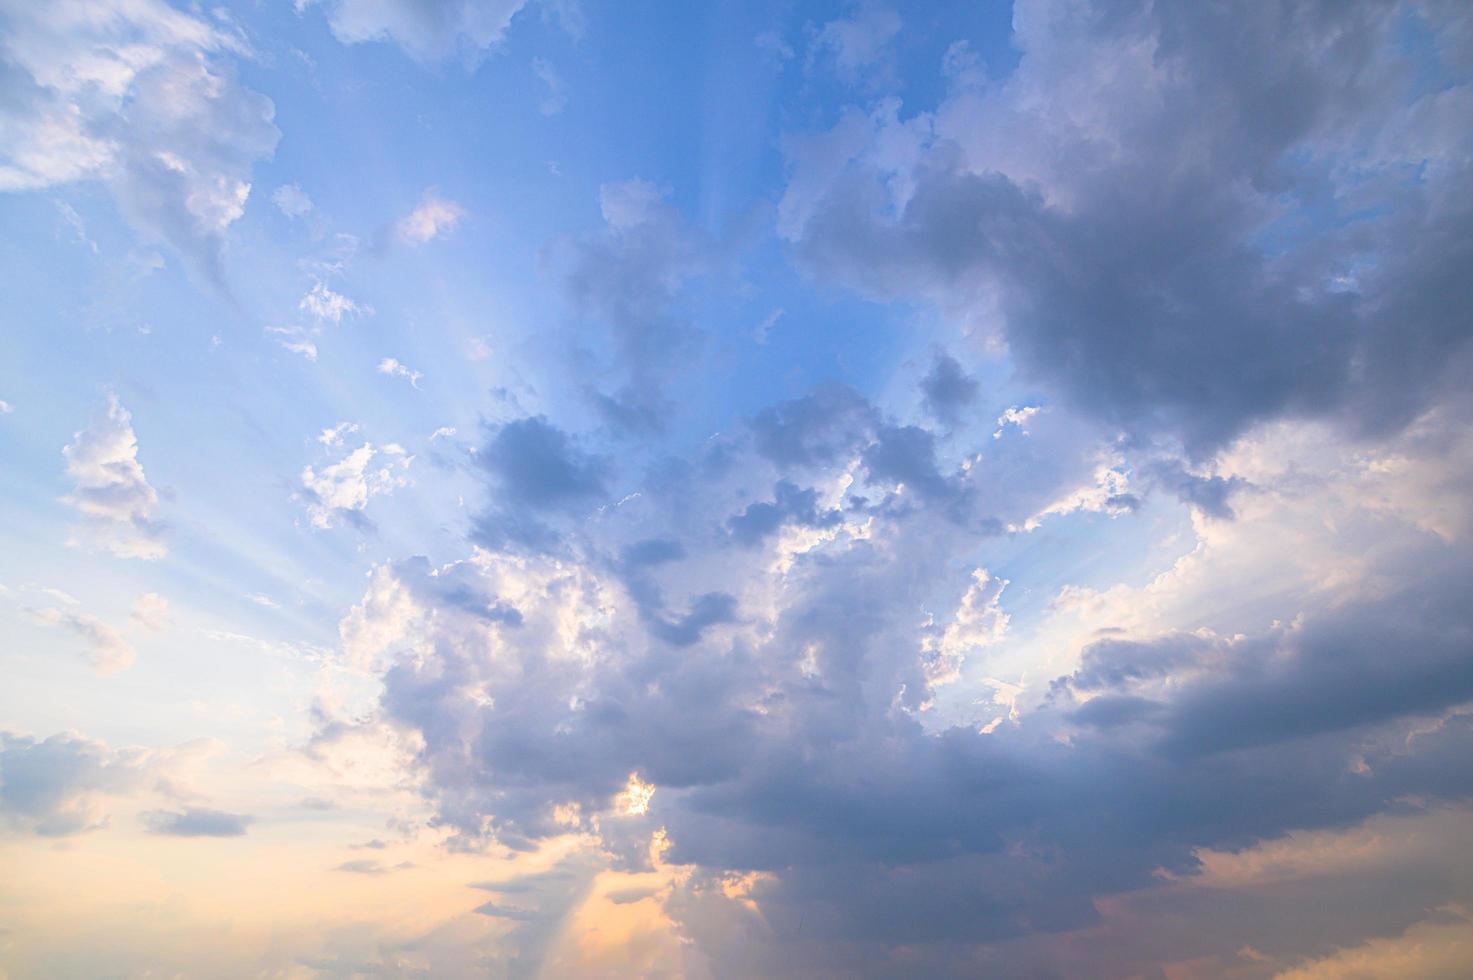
[351,376,1473,976]
[749,383,878,468]
[727,480,842,546]
[920,351,979,425]
[478,417,606,508]
[472,416,608,550]
[781,0,1473,457]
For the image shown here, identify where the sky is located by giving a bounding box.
[1,0,1472,977]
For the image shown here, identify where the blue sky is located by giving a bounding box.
[3,0,1473,976]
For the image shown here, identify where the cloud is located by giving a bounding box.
[131,592,170,631]
[531,57,567,116]
[550,179,710,430]
[142,807,252,837]
[299,281,369,324]
[807,3,902,88]
[396,189,465,245]
[920,351,979,425]
[318,421,360,447]
[273,183,314,218]
[310,0,530,64]
[752,307,783,345]
[25,607,135,674]
[266,325,318,360]
[0,0,278,280]
[471,416,606,549]
[376,357,423,387]
[333,858,390,874]
[268,280,370,359]
[299,442,412,530]
[778,0,1473,456]
[726,480,841,547]
[329,365,1473,974]
[0,731,145,836]
[62,394,166,560]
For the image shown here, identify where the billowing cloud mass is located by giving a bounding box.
[3,0,1472,977]
[62,394,166,560]
[779,0,1473,456]
[303,3,1473,975]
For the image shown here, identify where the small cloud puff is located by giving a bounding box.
[272,183,314,218]
[131,593,171,632]
[397,190,464,245]
[377,357,423,387]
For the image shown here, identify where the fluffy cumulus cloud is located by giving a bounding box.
[0,0,278,278]
[62,394,166,560]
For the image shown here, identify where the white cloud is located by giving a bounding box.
[28,606,136,674]
[807,3,902,87]
[994,405,1041,439]
[272,183,314,218]
[265,325,317,360]
[377,357,423,387]
[921,569,1009,691]
[61,394,166,559]
[310,0,530,63]
[396,190,464,245]
[299,281,369,324]
[0,0,278,277]
[0,399,13,414]
[318,421,360,447]
[299,443,412,529]
[131,592,170,631]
